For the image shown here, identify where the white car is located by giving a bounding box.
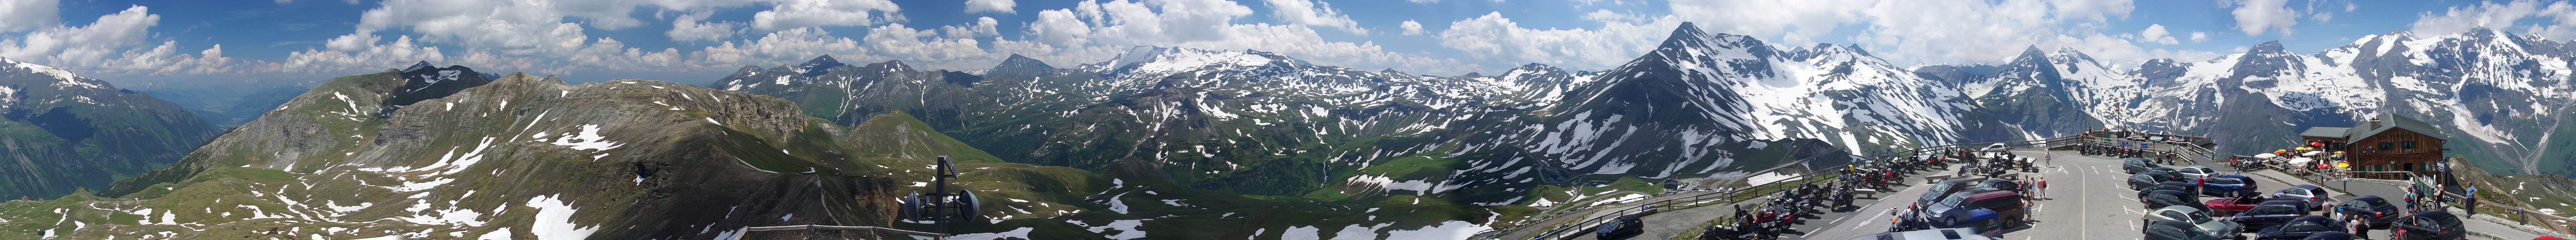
[2175,166,2215,180]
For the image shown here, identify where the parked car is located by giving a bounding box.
[1855,228,2002,240]
[2269,185,2332,212]
[2145,220,2230,240]
[1919,178,1988,206]
[2392,211,2466,240]
[2299,232,2356,240]
[2130,173,2172,190]
[2252,215,2345,240]
[2204,196,2270,216]
[2210,174,2259,196]
[2125,158,2158,174]
[2143,205,2242,239]
[2143,181,2199,200]
[2150,167,2183,180]
[1976,178,2024,193]
[1598,214,1643,238]
[2231,200,2314,232]
[2335,196,2400,230]
[2176,166,2217,180]
[2144,190,2211,213]
[1927,188,2028,228]
[2198,177,2255,197]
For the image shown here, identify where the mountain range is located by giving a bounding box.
[9,20,2576,239]
[0,57,219,200]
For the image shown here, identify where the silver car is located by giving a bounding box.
[2268,185,2332,212]
[2176,166,2216,180]
[2144,205,2242,239]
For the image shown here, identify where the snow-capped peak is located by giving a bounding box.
[2,57,102,89]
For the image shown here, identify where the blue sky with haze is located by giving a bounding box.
[1,0,2570,85]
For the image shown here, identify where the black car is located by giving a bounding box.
[2253,215,2345,240]
[2141,181,2198,200]
[2232,200,2312,232]
[2393,211,2466,240]
[2150,166,2181,180]
[2335,196,2400,230]
[2300,232,2356,240]
[2125,158,2158,174]
[2145,220,2228,240]
[1598,214,1643,238]
[1918,178,1985,206]
[2128,173,2167,190]
[2143,190,2210,213]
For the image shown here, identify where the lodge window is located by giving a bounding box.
[2402,141,2417,150]
[2378,142,2394,151]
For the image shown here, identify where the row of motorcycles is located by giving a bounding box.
[1703,160,1905,240]
[2078,144,2185,164]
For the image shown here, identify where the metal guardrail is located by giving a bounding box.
[1475,135,2096,240]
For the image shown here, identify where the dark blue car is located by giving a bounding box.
[2230,200,2311,232]
[2197,175,2255,197]
[2252,215,2344,240]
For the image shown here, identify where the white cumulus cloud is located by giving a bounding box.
[2410,0,2576,40]
[2138,24,2178,44]
[750,0,903,30]
[1400,20,1424,36]
[1263,0,1368,34]
[0,5,235,76]
[1436,12,1681,71]
[0,0,60,33]
[668,12,740,43]
[1656,0,2201,67]
[966,0,1015,14]
[2228,0,2300,37]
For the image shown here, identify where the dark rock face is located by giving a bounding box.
[379,64,494,118]
[985,54,1059,78]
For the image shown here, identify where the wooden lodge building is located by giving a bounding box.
[2298,113,2448,180]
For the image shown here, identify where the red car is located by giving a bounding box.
[2203,196,2266,216]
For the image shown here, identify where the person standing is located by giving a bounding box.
[2034,176,2048,198]
[2466,185,2479,215]
[2404,190,2418,212]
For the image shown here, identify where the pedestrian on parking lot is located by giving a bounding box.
[2404,191,2418,212]
[2034,176,2048,198]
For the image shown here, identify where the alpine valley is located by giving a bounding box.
[12,20,2576,240]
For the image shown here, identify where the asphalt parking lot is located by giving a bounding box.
[1601,149,2546,240]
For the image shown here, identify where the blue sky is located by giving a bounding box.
[1,0,2572,86]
